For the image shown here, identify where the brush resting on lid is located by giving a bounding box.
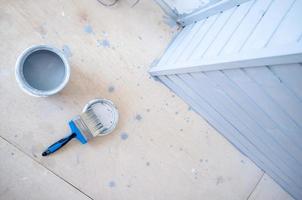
[42,98,119,156]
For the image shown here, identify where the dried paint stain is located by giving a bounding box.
[135,114,142,121]
[62,45,72,58]
[120,132,128,140]
[216,176,224,185]
[108,181,116,188]
[97,39,110,48]
[108,85,115,93]
[83,24,93,34]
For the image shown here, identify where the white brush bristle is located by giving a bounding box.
[80,108,106,137]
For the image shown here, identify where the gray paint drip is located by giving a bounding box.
[97,39,110,48]
[108,181,116,188]
[84,24,93,34]
[120,132,128,140]
[22,50,66,91]
[135,114,142,121]
[108,85,115,92]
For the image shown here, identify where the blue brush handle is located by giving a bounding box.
[42,133,76,156]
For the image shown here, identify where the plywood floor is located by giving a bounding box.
[0,0,293,199]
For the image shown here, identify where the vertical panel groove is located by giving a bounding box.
[184,13,221,60]
[217,0,256,55]
[264,0,297,47]
[238,0,275,51]
[200,6,238,57]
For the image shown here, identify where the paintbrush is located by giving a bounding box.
[42,99,118,156]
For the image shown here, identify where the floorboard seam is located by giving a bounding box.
[246,171,265,200]
[0,135,94,200]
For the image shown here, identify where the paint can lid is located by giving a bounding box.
[83,98,119,136]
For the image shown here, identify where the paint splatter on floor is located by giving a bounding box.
[102,31,108,37]
[108,180,116,188]
[216,176,224,185]
[83,24,93,34]
[146,162,150,166]
[62,45,72,57]
[135,114,142,121]
[120,132,128,140]
[97,39,110,48]
[108,85,115,93]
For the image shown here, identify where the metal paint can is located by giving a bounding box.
[15,45,70,97]
[83,99,119,135]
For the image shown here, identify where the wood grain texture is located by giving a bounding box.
[0,137,90,200]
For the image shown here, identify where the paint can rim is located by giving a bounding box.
[83,98,119,136]
[15,44,70,97]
